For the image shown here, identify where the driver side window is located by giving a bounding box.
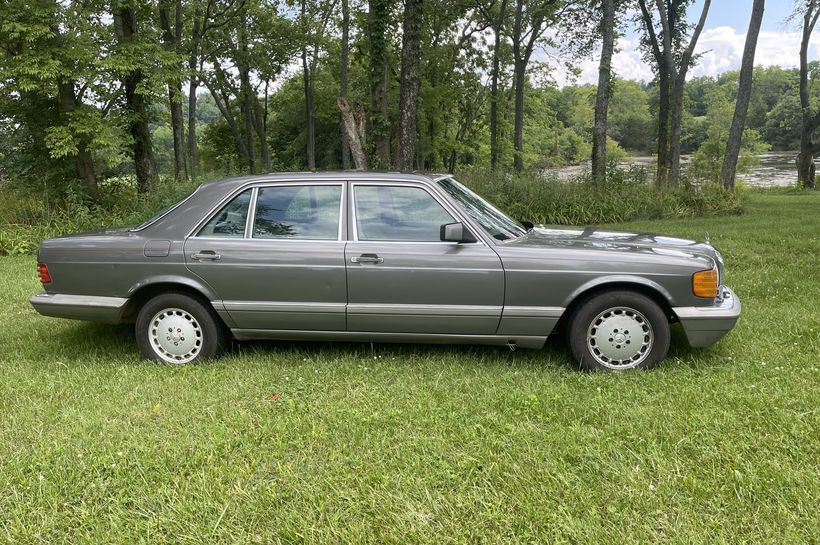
[197,189,252,238]
[354,185,454,242]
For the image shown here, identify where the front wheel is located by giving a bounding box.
[135,292,227,364]
[567,290,670,371]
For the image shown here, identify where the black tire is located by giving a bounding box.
[566,290,670,371]
[135,292,227,364]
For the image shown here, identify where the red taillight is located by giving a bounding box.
[37,262,52,285]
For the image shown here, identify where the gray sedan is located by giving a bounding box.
[30,172,740,371]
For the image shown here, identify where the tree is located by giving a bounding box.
[368,0,393,168]
[481,0,510,171]
[721,0,764,190]
[638,0,711,187]
[511,0,558,172]
[112,1,160,193]
[339,0,351,169]
[158,0,187,181]
[0,0,123,200]
[591,0,616,184]
[396,0,424,171]
[299,0,337,171]
[184,0,247,179]
[797,0,820,188]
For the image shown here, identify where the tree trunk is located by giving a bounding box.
[669,75,686,184]
[187,7,202,179]
[340,0,351,169]
[511,0,525,173]
[302,46,316,171]
[56,79,99,200]
[512,59,526,173]
[237,18,256,175]
[396,0,424,172]
[301,0,315,170]
[338,98,368,170]
[591,0,615,184]
[721,0,764,190]
[798,3,820,188]
[510,0,549,173]
[656,71,670,187]
[368,0,391,168]
[667,0,711,186]
[489,0,508,171]
[253,82,272,172]
[206,58,251,167]
[114,5,159,193]
[159,0,187,182]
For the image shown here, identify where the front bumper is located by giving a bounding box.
[672,287,741,348]
[30,292,128,324]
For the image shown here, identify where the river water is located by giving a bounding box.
[548,151,800,187]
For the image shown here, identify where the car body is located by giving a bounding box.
[30,172,740,370]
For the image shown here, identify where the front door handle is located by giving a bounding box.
[351,253,384,264]
[191,251,222,261]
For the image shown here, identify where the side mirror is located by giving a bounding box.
[520,220,534,231]
[440,222,477,243]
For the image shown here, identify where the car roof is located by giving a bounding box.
[198,171,452,193]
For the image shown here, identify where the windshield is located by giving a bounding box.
[437,177,527,241]
[130,186,200,231]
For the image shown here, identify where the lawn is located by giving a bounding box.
[0,191,818,544]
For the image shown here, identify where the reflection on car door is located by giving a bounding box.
[345,182,504,335]
[185,183,347,331]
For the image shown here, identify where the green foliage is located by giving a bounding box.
[691,85,769,182]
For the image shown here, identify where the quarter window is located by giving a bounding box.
[354,185,454,242]
[197,189,252,237]
[253,185,342,240]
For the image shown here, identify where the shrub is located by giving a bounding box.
[455,166,743,226]
[0,168,744,256]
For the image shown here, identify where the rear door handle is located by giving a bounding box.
[191,251,221,261]
[351,253,384,264]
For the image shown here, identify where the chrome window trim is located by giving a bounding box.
[189,181,345,242]
[436,176,526,244]
[349,181,485,246]
[244,187,259,238]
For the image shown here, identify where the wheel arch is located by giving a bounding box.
[120,276,225,324]
[556,277,676,334]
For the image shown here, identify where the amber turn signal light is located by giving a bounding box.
[37,262,52,285]
[692,267,718,298]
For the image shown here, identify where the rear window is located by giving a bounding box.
[130,186,200,231]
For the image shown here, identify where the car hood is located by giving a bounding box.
[505,226,720,261]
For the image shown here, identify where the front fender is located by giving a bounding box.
[561,274,676,309]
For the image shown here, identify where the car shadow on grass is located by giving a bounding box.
[226,334,577,371]
[45,321,712,372]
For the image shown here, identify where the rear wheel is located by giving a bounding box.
[567,290,670,371]
[135,292,226,364]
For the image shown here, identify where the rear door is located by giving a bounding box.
[184,182,347,331]
[344,181,504,335]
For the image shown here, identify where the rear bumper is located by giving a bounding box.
[672,287,741,348]
[30,292,128,324]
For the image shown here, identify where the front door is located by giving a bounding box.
[185,182,347,331]
[345,182,504,335]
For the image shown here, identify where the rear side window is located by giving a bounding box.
[197,189,252,237]
[253,185,342,240]
[354,185,454,242]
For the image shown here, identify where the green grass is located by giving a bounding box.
[1,191,818,544]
